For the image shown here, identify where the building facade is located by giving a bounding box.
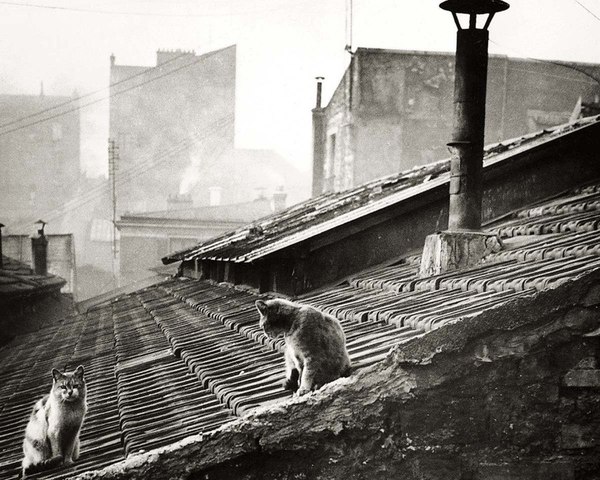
[109,46,237,213]
[313,48,600,194]
[116,196,281,284]
[0,91,80,225]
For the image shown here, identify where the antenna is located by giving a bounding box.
[345,0,353,52]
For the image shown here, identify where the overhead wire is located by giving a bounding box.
[11,114,234,231]
[0,49,195,131]
[489,39,600,86]
[573,0,600,23]
[0,0,320,18]
[0,47,231,137]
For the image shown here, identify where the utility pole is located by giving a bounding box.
[108,138,119,288]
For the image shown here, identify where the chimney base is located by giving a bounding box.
[419,230,502,278]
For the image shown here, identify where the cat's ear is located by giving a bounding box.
[51,369,62,382]
[74,365,85,378]
[255,300,268,316]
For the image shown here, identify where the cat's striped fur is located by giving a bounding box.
[22,366,87,477]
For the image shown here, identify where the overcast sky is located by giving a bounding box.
[1,0,599,177]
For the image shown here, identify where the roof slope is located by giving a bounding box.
[162,115,600,265]
[118,198,273,224]
[0,255,65,299]
[1,179,600,478]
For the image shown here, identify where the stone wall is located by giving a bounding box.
[77,268,600,480]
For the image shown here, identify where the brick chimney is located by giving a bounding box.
[31,220,48,276]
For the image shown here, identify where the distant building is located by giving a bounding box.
[0,229,74,346]
[109,46,237,213]
[183,148,309,207]
[116,194,283,284]
[0,90,81,224]
[312,48,600,194]
[109,46,310,288]
[3,233,77,297]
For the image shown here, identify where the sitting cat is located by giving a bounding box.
[22,366,87,477]
[255,299,351,395]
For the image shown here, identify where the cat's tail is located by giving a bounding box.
[22,455,64,477]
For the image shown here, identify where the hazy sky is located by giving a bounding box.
[1,0,599,177]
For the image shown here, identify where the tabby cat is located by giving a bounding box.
[22,366,87,476]
[255,299,351,395]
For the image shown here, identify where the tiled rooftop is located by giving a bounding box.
[1,179,600,479]
[0,255,65,299]
[162,115,600,265]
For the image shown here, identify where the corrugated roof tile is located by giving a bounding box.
[4,177,600,478]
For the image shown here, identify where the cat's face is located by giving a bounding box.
[256,299,292,339]
[51,366,86,403]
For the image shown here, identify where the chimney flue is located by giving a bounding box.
[315,76,324,109]
[31,220,48,276]
[312,76,326,197]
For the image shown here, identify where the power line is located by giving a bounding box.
[490,39,600,86]
[0,0,319,18]
[0,50,194,131]
[11,116,232,230]
[574,0,600,23]
[11,115,234,231]
[0,47,229,137]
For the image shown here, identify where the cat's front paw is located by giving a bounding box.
[296,387,310,396]
[63,458,74,466]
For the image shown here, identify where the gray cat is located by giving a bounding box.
[22,366,87,476]
[255,299,351,395]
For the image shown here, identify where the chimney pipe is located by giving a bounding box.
[440,0,509,231]
[31,220,48,276]
[312,76,326,197]
[315,76,324,109]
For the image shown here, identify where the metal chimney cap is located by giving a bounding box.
[439,0,509,14]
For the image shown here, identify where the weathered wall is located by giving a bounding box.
[0,93,81,226]
[317,49,600,194]
[75,268,600,480]
[109,47,236,213]
[321,58,358,193]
